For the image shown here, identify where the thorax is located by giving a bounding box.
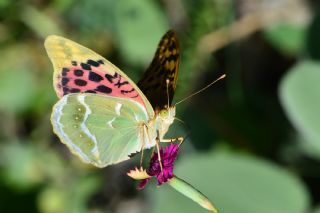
[143,106,176,148]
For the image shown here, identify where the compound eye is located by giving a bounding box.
[160,109,168,117]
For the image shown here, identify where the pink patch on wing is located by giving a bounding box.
[55,60,145,108]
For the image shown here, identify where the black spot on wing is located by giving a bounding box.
[105,73,118,83]
[95,85,112,93]
[167,54,178,61]
[115,81,129,88]
[70,88,80,93]
[114,75,129,88]
[62,68,69,76]
[89,71,103,82]
[121,88,135,94]
[97,59,104,64]
[63,87,69,94]
[81,63,91,70]
[62,78,69,86]
[74,69,84,77]
[105,74,113,83]
[85,90,96,93]
[87,59,100,67]
[74,79,87,86]
[71,61,77,66]
[168,76,175,82]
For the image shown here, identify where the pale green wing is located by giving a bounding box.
[51,93,150,168]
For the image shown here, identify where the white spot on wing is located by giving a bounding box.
[77,95,100,159]
[134,113,140,121]
[107,117,116,129]
[115,103,122,116]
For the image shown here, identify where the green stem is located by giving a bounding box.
[168,176,220,213]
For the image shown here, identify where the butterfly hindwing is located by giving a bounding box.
[45,35,153,115]
[51,93,149,167]
[137,30,180,110]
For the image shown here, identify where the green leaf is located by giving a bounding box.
[66,176,101,213]
[0,141,45,190]
[0,68,36,113]
[0,43,44,114]
[151,151,310,213]
[0,0,9,8]
[21,6,63,38]
[264,23,306,56]
[313,205,320,213]
[38,187,67,213]
[0,140,68,191]
[279,60,320,154]
[68,0,116,33]
[306,10,320,60]
[115,0,168,65]
[38,176,101,213]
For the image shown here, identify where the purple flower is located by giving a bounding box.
[127,144,180,189]
[127,144,220,212]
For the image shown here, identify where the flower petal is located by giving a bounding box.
[127,167,151,180]
[137,178,151,190]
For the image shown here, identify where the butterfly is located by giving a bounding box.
[45,30,180,168]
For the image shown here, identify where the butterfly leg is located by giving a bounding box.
[156,130,164,172]
[140,124,151,167]
[139,141,145,167]
[161,137,184,146]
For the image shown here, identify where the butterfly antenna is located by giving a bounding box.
[166,79,170,108]
[175,74,226,106]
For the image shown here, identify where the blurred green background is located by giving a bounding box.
[0,0,320,212]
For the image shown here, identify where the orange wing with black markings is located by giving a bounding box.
[137,30,180,110]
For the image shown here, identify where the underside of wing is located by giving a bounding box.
[137,30,180,110]
[51,93,151,168]
[45,35,154,116]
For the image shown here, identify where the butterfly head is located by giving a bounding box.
[158,105,176,125]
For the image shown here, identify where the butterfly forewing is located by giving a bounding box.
[51,93,150,167]
[45,35,154,116]
[137,30,180,110]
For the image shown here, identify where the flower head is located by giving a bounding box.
[127,143,220,213]
[127,143,179,189]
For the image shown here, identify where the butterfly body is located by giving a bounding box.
[45,31,179,168]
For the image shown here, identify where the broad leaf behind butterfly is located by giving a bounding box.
[138,30,180,111]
